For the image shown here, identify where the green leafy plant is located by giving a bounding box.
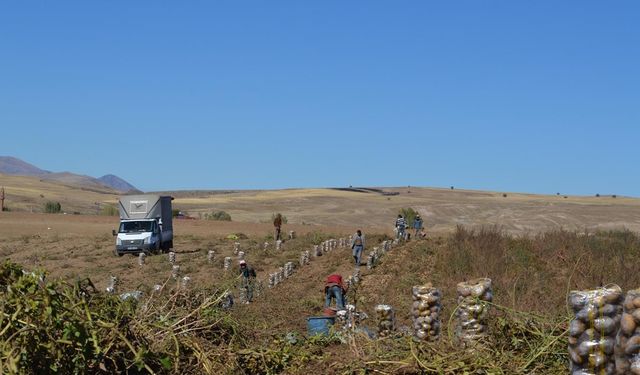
[205,210,232,221]
[101,205,119,216]
[399,207,418,226]
[44,201,61,213]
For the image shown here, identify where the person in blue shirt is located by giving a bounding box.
[413,214,423,239]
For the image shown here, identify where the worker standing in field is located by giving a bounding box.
[273,213,283,241]
[239,260,257,303]
[395,214,406,240]
[413,214,423,239]
[324,273,347,310]
[351,229,365,266]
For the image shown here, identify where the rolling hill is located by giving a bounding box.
[0,156,137,192]
[1,170,639,234]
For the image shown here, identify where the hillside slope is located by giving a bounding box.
[0,156,49,175]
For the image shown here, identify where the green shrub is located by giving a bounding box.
[44,201,61,214]
[205,210,232,221]
[399,207,418,226]
[100,205,119,216]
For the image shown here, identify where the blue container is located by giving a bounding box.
[307,316,335,336]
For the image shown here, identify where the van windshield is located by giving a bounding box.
[119,221,155,233]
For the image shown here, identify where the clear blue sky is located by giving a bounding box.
[1,2,638,195]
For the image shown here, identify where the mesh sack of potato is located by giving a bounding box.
[455,278,493,347]
[366,253,375,270]
[284,262,294,278]
[568,285,622,375]
[615,288,640,374]
[278,267,285,283]
[171,265,181,279]
[138,253,146,266]
[376,304,396,338]
[412,283,442,342]
[299,252,306,267]
[268,273,276,288]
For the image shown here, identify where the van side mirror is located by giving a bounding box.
[112,229,117,236]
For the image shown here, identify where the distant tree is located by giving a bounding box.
[44,201,61,214]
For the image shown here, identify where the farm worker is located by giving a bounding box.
[351,229,365,265]
[239,260,257,303]
[413,214,423,238]
[324,274,347,310]
[273,213,283,241]
[395,215,406,240]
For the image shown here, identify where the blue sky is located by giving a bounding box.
[1,2,638,195]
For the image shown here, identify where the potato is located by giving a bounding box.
[603,288,622,304]
[601,337,615,355]
[621,313,636,336]
[625,295,636,311]
[568,347,583,365]
[569,319,586,337]
[593,317,616,335]
[569,292,588,311]
[624,336,640,355]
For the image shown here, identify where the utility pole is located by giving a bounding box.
[1,187,5,212]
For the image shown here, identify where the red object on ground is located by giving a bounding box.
[323,307,337,317]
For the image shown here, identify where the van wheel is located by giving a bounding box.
[114,249,124,257]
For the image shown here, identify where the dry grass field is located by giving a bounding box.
[169,186,640,234]
[4,172,638,234]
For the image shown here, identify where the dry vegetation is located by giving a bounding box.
[2,209,640,373]
[1,176,639,373]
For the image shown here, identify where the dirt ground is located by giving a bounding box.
[0,212,375,293]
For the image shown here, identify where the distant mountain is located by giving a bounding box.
[0,156,138,193]
[0,156,50,176]
[98,174,139,193]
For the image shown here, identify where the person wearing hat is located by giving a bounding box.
[324,273,347,310]
[239,260,257,303]
[413,214,424,239]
